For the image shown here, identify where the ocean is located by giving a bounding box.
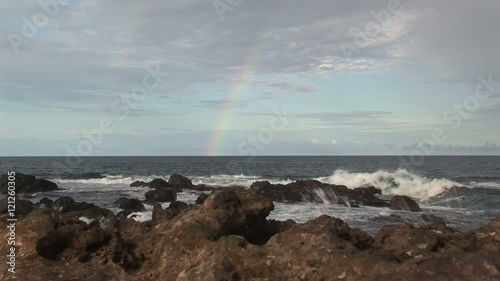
[1,156,499,235]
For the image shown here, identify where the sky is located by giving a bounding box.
[0,0,499,156]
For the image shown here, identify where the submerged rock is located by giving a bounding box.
[389,195,421,212]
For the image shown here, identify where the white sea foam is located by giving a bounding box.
[468,181,500,189]
[190,174,292,187]
[51,174,292,188]
[316,169,464,200]
[128,211,152,222]
[79,216,95,224]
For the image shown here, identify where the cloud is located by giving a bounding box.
[199,99,250,108]
[255,78,320,94]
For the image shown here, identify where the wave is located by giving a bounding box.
[63,172,106,180]
[315,169,464,200]
[190,174,291,187]
[467,181,500,189]
[51,174,159,185]
[50,173,292,187]
[48,170,499,200]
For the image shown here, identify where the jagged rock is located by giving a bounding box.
[151,203,179,224]
[168,174,193,187]
[168,201,188,211]
[114,197,145,213]
[390,195,421,212]
[195,193,209,205]
[0,173,58,194]
[145,188,177,203]
[1,188,500,281]
[250,179,388,207]
[38,197,54,207]
[373,223,445,259]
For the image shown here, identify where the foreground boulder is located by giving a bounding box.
[0,173,58,194]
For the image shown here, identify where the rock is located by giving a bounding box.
[168,201,188,211]
[38,197,54,207]
[54,196,98,213]
[466,215,500,252]
[0,198,36,216]
[2,188,500,281]
[198,187,276,244]
[145,187,177,203]
[251,179,388,207]
[250,181,272,192]
[251,182,303,202]
[151,201,190,221]
[390,195,421,212]
[195,193,209,205]
[0,173,58,194]
[53,196,75,210]
[114,197,145,213]
[168,174,193,187]
[422,214,446,226]
[148,178,170,189]
[130,180,147,187]
[373,223,444,259]
[189,184,215,191]
[152,203,178,224]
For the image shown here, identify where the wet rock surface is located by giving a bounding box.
[144,187,177,203]
[0,173,58,194]
[1,187,499,281]
[389,195,421,212]
[250,179,391,208]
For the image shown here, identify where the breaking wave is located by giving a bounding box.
[316,169,464,200]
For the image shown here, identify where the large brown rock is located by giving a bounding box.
[1,189,499,281]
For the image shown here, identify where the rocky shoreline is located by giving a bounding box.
[1,174,499,280]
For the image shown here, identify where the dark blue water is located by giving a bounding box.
[1,156,499,181]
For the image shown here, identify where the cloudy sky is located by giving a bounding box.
[1,0,499,156]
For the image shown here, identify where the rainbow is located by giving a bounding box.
[206,45,261,155]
